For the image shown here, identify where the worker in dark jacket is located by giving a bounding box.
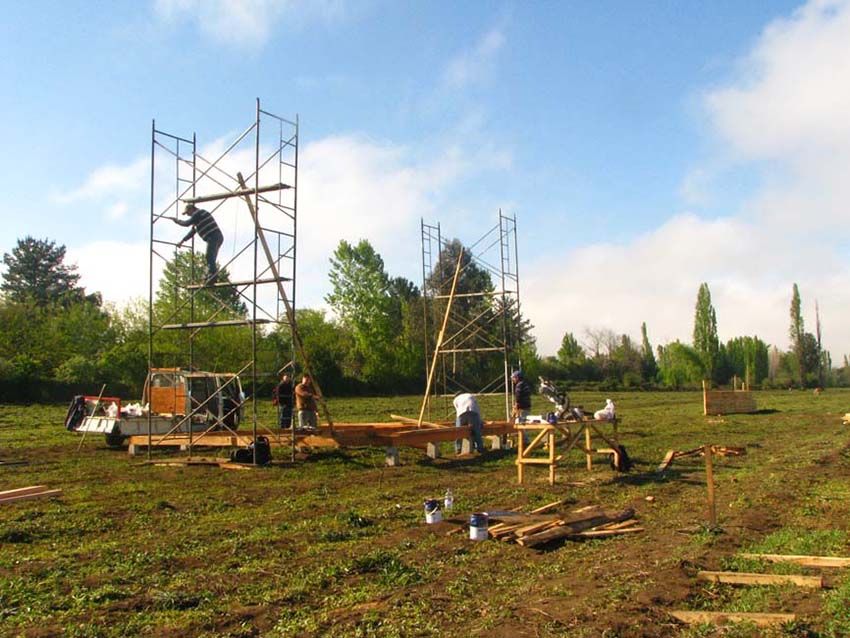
[512,370,532,445]
[512,370,532,422]
[273,373,293,429]
[174,203,224,283]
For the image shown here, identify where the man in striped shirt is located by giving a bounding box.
[174,203,224,283]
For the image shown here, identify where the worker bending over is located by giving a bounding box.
[453,392,486,455]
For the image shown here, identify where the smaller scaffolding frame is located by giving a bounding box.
[420,211,521,421]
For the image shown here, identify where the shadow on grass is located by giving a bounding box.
[613,467,708,487]
[415,448,515,470]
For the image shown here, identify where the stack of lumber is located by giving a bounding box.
[488,505,641,548]
[0,485,61,505]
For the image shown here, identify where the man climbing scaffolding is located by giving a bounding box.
[173,203,224,283]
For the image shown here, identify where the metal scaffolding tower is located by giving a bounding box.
[147,99,323,462]
[420,211,522,421]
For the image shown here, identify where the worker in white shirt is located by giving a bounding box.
[453,392,486,455]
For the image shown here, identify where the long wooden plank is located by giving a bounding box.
[571,527,644,538]
[417,249,465,427]
[740,554,850,568]
[0,489,62,504]
[670,610,796,626]
[529,498,570,515]
[0,485,49,498]
[390,414,450,429]
[696,571,823,588]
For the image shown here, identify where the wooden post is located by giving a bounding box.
[702,379,708,416]
[517,427,525,484]
[236,173,334,432]
[584,425,593,471]
[704,443,717,528]
[549,428,556,485]
[417,250,464,427]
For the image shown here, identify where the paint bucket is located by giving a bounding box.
[469,512,489,540]
[424,499,442,524]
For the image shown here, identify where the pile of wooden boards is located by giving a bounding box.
[0,485,61,505]
[487,504,641,548]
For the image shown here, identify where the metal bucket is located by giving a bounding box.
[469,512,488,540]
[424,499,442,524]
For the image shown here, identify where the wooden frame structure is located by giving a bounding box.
[516,418,620,485]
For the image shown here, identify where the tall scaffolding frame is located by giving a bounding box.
[420,211,522,421]
[147,99,313,462]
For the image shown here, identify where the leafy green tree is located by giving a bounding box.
[640,322,658,381]
[657,341,705,389]
[152,251,250,371]
[325,239,398,385]
[609,335,644,387]
[725,336,769,387]
[789,283,805,385]
[289,309,353,394]
[1,236,84,305]
[693,283,720,382]
[557,332,584,366]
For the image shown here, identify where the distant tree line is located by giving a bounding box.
[1,236,847,402]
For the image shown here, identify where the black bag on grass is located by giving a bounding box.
[230,436,272,465]
[609,445,632,472]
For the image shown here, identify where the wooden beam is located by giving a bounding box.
[389,414,450,429]
[529,499,570,515]
[739,554,850,568]
[571,527,644,538]
[417,249,464,427]
[670,610,796,627]
[0,485,49,498]
[0,488,62,504]
[183,182,290,204]
[696,571,823,588]
[235,172,333,432]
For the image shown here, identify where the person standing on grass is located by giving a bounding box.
[294,374,318,431]
[512,370,532,422]
[512,370,532,445]
[173,203,224,284]
[273,373,293,429]
[453,392,486,455]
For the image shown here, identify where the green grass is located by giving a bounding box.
[0,389,849,636]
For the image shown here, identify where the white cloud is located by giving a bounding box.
[528,0,850,360]
[68,240,154,305]
[153,0,346,47]
[54,158,148,205]
[443,27,505,90]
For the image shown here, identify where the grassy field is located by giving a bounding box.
[1,390,849,637]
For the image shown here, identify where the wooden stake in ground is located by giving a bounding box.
[704,443,717,529]
[417,249,464,428]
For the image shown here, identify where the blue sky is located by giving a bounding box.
[3,0,850,359]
